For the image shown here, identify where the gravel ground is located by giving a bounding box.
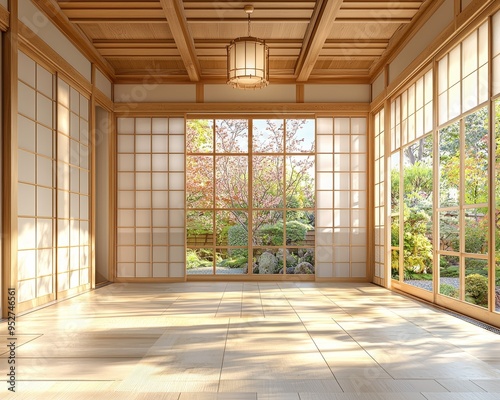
[405,277,459,291]
[187,266,245,275]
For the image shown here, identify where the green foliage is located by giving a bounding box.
[440,284,459,298]
[402,205,433,274]
[186,249,213,270]
[186,211,213,236]
[286,220,313,244]
[465,273,488,307]
[218,255,248,268]
[257,223,283,246]
[402,162,433,208]
[227,224,248,258]
[464,216,488,254]
[440,266,459,278]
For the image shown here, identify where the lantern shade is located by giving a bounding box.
[227,36,269,89]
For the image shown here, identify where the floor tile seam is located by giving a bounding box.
[276,285,344,390]
[214,282,230,318]
[217,318,231,392]
[160,295,182,316]
[330,318,395,383]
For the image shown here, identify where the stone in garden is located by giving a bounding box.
[258,251,278,274]
[242,263,259,274]
[294,262,314,274]
[276,248,298,267]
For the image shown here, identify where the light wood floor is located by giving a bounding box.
[1,282,500,399]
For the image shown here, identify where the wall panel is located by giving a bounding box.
[17,51,56,305]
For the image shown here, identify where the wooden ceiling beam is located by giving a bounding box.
[295,0,343,82]
[32,0,115,78]
[159,0,201,81]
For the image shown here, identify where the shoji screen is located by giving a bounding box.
[116,117,185,279]
[438,21,488,125]
[316,117,368,279]
[56,78,90,293]
[494,11,500,97]
[17,51,56,304]
[373,110,386,283]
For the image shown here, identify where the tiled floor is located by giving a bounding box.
[1,281,500,399]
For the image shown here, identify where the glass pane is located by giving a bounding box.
[439,255,459,299]
[391,249,400,280]
[186,119,213,153]
[439,122,460,207]
[253,248,281,275]
[284,248,314,275]
[464,107,489,205]
[215,119,248,153]
[215,156,248,208]
[465,258,488,308]
[253,156,284,208]
[186,248,214,275]
[286,155,315,209]
[186,156,213,209]
[253,119,284,153]
[215,248,248,275]
[286,119,315,153]
[216,210,248,247]
[403,136,433,288]
[390,152,400,216]
[285,220,314,247]
[186,211,213,244]
[465,208,488,255]
[253,210,283,247]
[439,210,459,252]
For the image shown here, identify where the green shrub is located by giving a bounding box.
[465,273,488,306]
[440,265,459,277]
[439,283,459,298]
[285,220,312,244]
[227,224,248,258]
[257,223,284,246]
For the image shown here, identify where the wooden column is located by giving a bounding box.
[2,0,18,319]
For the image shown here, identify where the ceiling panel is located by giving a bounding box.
[54,0,428,83]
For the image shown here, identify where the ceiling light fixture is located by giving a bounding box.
[227,5,269,89]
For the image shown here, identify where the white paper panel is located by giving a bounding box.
[37,125,53,157]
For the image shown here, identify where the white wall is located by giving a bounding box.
[205,84,296,103]
[371,72,385,101]
[114,84,196,103]
[95,69,112,100]
[18,0,91,82]
[304,84,371,103]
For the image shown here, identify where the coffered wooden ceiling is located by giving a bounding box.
[54,0,430,83]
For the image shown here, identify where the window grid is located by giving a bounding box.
[391,70,433,152]
[116,117,185,278]
[373,110,385,280]
[186,118,316,277]
[494,11,500,97]
[17,51,56,303]
[438,22,489,126]
[56,78,90,292]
